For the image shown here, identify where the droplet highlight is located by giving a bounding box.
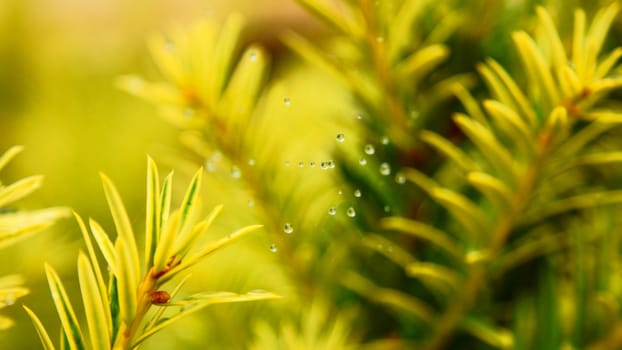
[183,108,195,119]
[205,161,216,172]
[336,132,345,142]
[380,162,391,176]
[164,40,175,52]
[395,172,406,184]
[283,223,294,234]
[231,166,242,179]
[347,207,356,218]
[364,144,375,155]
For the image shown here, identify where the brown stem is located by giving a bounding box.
[359,0,411,148]
[422,127,554,350]
[113,269,160,350]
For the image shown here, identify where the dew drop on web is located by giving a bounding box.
[364,144,375,155]
[5,294,15,306]
[347,207,356,218]
[395,172,406,184]
[380,163,391,176]
[231,166,242,179]
[283,223,294,234]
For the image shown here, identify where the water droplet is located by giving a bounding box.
[298,161,304,168]
[338,189,343,196]
[395,172,406,184]
[309,161,316,168]
[283,97,291,106]
[269,244,278,253]
[336,132,345,142]
[249,51,257,62]
[283,223,294,234]
[327,160,335,169]
[248,158,256,166]
[381,136,389,145]
[328,207,337,215]
[205,161,216,172]
[359,157,367,166]
[380,162,391,176]
[284,161,291,167]
[5,294,14,306]
[125,77,144,93]
[347,207,356,218]
[247,200,254,207]
[356,113,363,120]
[320,161,328,170]
[231,166,242,179]
[384,205,391,213]
[364,144,375,155]
[164,40,175,52]
[248,289,270,295]
[183,108,195,119]
[354,189,362,197]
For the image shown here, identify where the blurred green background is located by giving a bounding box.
[5,0,621,348]
[0,1,325,348]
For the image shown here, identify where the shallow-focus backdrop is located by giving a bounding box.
[0,1,325,348]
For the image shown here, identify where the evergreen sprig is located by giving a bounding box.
[0,146,68,330]
[24,158,279,350]
[343,3,622,349]
[287,0,465,148]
